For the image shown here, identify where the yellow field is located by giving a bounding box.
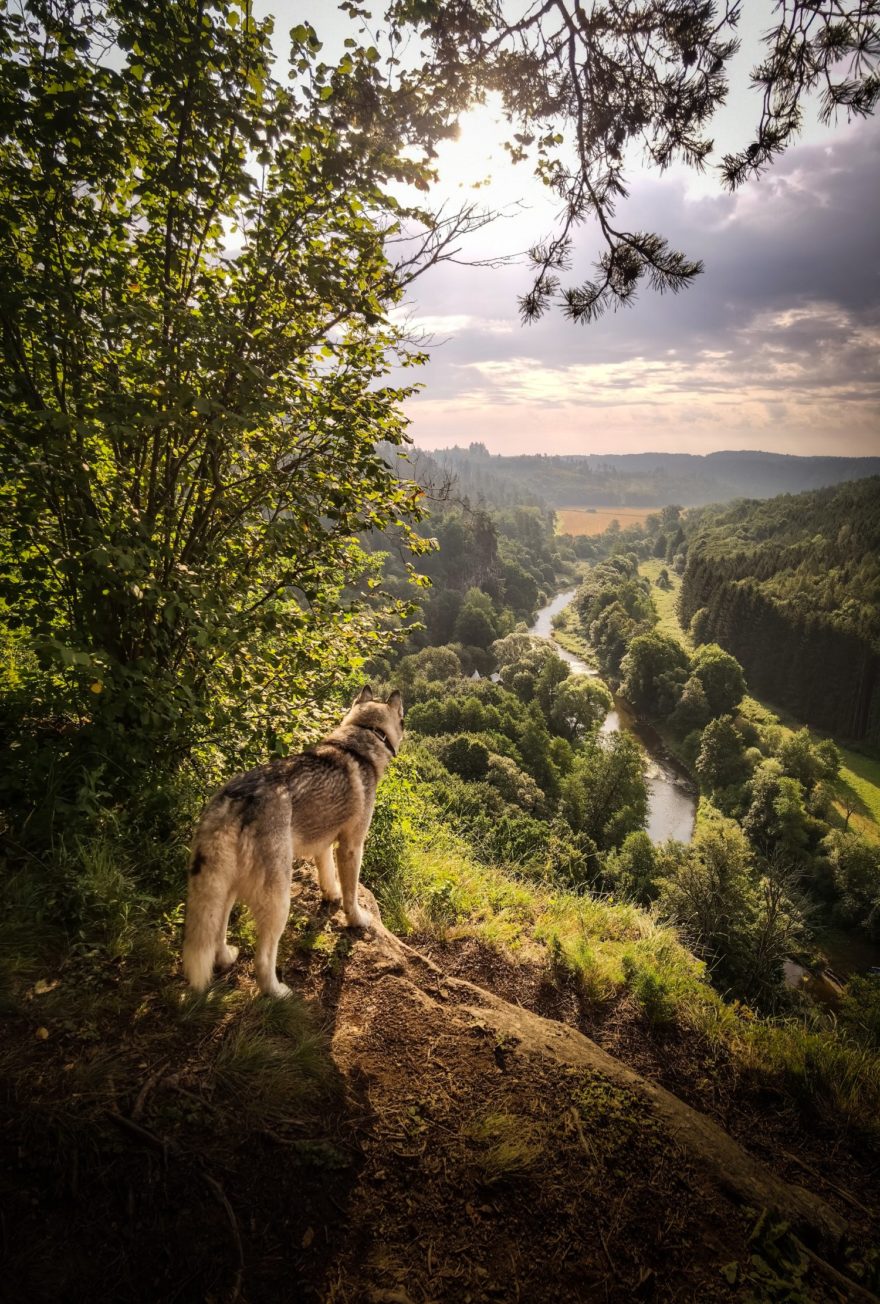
[556,505,656,536]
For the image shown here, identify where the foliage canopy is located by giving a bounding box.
[0,0,451,798]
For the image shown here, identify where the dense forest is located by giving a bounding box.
[677,478,880,744]
[561,549,880,970]
[431,445,880,508]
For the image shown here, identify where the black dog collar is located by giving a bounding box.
[364,725,397,757]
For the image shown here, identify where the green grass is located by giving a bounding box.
[836,749,880,840]
[0,830,337,1172]
[375,771,880,1146]
[550,605,601,670]
[640,558,692,651]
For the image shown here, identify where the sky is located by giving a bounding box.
[263,3,880,459]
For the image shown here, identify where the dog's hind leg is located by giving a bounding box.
[315,845,340,903]
[337,835,373,930]
[249,875,293,998]
[215,888,239,971]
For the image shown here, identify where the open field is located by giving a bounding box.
[556,505,656,536]
[641,558,694,652]
[638,559,880,841]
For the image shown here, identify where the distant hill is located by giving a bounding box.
[428,446,880,508]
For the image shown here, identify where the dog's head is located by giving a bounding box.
[344,685,405,754]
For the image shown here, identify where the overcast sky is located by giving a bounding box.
[266,4,880,458]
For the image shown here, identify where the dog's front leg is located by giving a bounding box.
[336,837,372,930]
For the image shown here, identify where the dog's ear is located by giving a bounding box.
[353,684,374,706]
[387,689,403,716]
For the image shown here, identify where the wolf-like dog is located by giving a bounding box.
[182,686,403,997]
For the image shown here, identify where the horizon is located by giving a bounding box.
[422,444,880,462]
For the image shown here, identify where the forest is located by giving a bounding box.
[677,478,880,744]
[561,546,880,970]
[431,445,880,508]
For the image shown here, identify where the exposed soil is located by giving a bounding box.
[2,874,879,1303]
[411,934,880,1262]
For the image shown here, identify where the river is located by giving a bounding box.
[533,592,880,994]
[531,589,697,845]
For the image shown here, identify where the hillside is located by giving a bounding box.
[429,447,880,509]
[4,869,878,1303]
[678,478,880,744]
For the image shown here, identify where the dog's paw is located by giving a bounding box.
[264,982,293,1000]
[215,945,239,971]
[320,888,342,906]
[345,904,374,931]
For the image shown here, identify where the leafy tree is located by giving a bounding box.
[689,645,746,718]
[453,588,499,650]
[695,717,748,792]
[0,0,443,795]
[658,818,807,1002]
[603,830,658,904]
[588,602,638,679]
[823,831,880,939]
[441,736,491,782]
[499,559,540,618]
[619,630,688,718]
[424,589,463,645]
[535,653,571,715]
[778,728,823,792]
[492,632,564,703]
[560,731,646,850]
[669,675,712,737]
[548,676,612,744]
[657,817,755,985]
[743,760,812,859]
[815,739,843,782]
[743,854,810,1004]
[688,607,712,646]
[517,702,562,798]
[397,646,463,695]
[406,696,454,735]
[485,753,546,814]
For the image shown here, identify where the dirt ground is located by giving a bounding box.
[2,876,879,1303]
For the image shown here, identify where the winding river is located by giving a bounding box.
[531,589,697,845]
[533,590,880,996]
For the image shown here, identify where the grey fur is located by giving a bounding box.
[182,686,404,997]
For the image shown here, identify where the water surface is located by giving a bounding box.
[530,589,697,845]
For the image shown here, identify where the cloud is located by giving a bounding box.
[400,120,880,456]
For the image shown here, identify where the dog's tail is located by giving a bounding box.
[182,846,225,992]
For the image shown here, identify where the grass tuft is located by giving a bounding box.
[464,1111,545,1184]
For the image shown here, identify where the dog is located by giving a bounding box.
[182,686,404,997]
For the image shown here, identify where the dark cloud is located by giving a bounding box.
[400,119,880,455]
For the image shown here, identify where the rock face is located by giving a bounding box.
[282,883,857,1303]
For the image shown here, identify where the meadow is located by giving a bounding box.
[556,506,657,536]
